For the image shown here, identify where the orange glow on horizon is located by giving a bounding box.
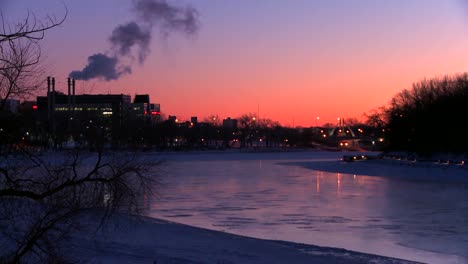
[28,1,468,127]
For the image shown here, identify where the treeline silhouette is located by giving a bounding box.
[6,73,467,155]
[380,73,468,154]
[0,108,385,152]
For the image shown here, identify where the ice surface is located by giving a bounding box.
[145,151,468,264]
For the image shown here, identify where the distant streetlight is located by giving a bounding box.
[316,116,320,127]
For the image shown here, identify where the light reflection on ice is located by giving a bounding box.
[145,151,468,264]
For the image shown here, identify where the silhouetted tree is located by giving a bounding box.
[238,113,258,148]
[364,107,388,130]
[343,117,361,127]
[0,150,158,263]
[204,114,220,126]
[384,73,468,154]
[0,10,67,110]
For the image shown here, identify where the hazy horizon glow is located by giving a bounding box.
[3,0,468,126]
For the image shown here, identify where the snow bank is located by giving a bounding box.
[61,213,419,264]
[289,155,468,184]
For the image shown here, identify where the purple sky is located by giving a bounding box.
[2,0,468,126]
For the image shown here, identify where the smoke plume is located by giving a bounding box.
[69,53,131,81]
[70,0,199,81]
[133,0,199,34]
[109,22,151,63]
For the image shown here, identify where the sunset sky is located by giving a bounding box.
[2,0,468,126]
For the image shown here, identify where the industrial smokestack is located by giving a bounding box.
[52,77,56,117]
[72,79,75,100]
[52,77,55,109]
[50,77,56,140]
[47,77,51,93]
[67,78,71,111]
[72,78,76,116]
[47,77,51,124]
[67,78,72,133]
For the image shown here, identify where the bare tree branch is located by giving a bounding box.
[0,8,67,43]
[0,150,160,263]
[0,7,67,110]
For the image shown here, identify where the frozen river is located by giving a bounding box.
[144,151,468,264]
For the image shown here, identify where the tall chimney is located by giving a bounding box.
[67,78,71,110]
[72,78,76,114]
[47,76,51,93]
[52,77,56,109]
[67,78,72,134]
[47,77,51,108]
[51,77,56,138]
[47,77,51,128]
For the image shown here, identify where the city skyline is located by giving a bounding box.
[2,0,468,126]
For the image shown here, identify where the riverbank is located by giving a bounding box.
[61,213,420,264]
[291,152,468,184]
